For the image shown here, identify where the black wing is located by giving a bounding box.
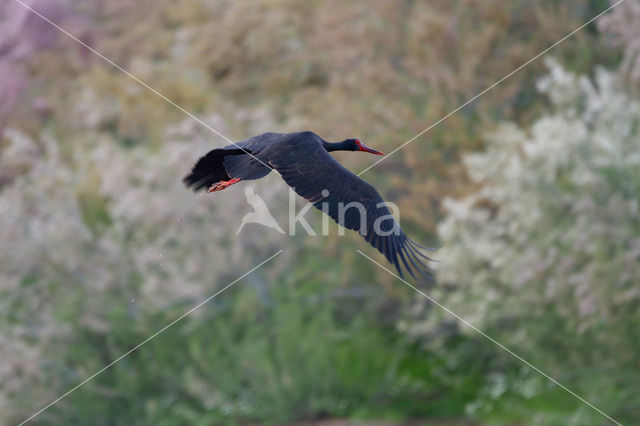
[264,134,434,280]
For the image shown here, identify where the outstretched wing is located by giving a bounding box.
[265,135,434,280]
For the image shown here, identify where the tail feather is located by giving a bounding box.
[183,148,245,191]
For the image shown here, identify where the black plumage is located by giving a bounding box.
[184,131,434,280]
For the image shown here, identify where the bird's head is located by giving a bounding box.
[344,138,385,155]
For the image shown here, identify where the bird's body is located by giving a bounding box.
[184,131,434,280]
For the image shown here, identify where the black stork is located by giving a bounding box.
[183,131,434,280]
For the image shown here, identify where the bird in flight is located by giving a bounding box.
[184,131,434,280]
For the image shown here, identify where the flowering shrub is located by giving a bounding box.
[419,61,640,422]
[0,113,288,421]
[599,0,640,84]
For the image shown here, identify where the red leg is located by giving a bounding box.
[207,178,242,193]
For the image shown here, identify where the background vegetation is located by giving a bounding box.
[1,0,638,424]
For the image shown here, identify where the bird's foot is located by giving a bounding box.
[208,178,241,193]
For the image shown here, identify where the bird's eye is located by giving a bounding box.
[355,139,361,146]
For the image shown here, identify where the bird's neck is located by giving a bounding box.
[322,140,350,152]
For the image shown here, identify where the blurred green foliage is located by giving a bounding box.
[43,282,477,424]
[1,0,639,424]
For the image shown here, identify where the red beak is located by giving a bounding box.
[358,143,385,155]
